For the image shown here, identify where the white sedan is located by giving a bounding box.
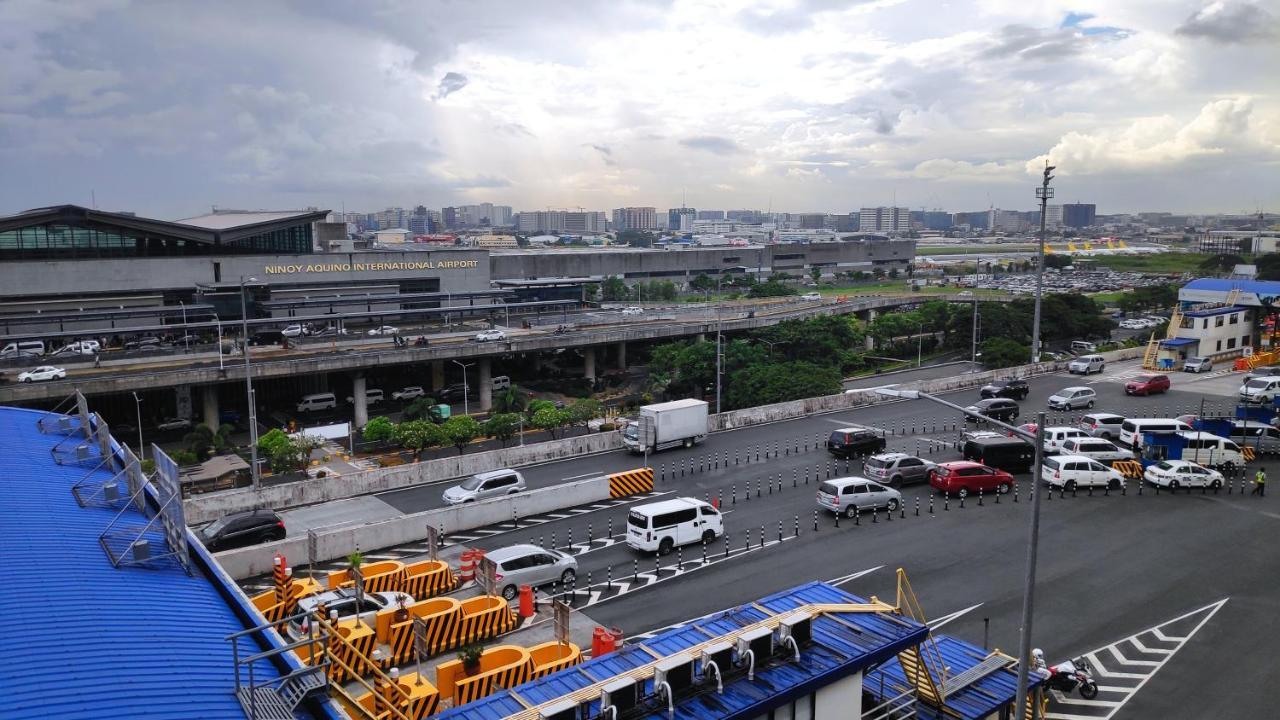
[367,325,400,336]
[392,386,425,401]
[620,307,644,316]
[18,366,66,383]
[156,417,193,432]
[475,329,507,342]
[1143,459,1223,489]
[281,324,306,337]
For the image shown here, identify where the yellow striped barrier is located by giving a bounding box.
[1243,446,1256,462]
[454,595,519,648]
[436,641,583,708]
[403,559,458,600]
[608,467,654,498]
[1112,460,1144,479]
[251,577,322,623]
[359,560,407,595]
[353,671,440,720]
[527,640,582,680]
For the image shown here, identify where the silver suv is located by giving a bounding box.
[863,453,936,487]
[486,544,577,600]
[442,469,526,505]
[1079,412,1125,440]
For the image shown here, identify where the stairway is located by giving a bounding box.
[1142,333,1160,370]
[235,664,328,719]
[894,569,948,708]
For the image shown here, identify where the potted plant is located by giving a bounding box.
[394,594,410,624]
[347,550,364,585]
[458,643,484,677]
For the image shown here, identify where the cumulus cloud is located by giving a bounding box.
[1175,1,1278,43]
[679,135,744,155]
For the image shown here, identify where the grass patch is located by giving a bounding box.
[1088,290,1130,305]
[1071,253,1211,273]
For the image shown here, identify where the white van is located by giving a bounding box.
[1119,418,1194,447]
[0,341,46,359]
[1070,341,1098,354]
[346,388,384,405]
[1042,427,1089,453]
[626,497,723,555]
[296,392,337,412]
[492,375,511,391]
[1175,431,1244,469]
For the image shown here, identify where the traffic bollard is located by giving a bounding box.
[724,536,729,559]
[568,528,573,547]
[1105,483,1110,497]
[1013,482,1020,502]
[677,546,683,571]
[778,520,783,543]
[944,495,950,511]
[1073,484,1079,498]
[661,463,665,482]
[745,529,751,552]
[702,540,707,565]
[655,555,661,579]
[995,486,1001,503]
[588,523,593,542]
[793,469,797,488]
[960,493,965,509]
[717,491,722,508]
[733,484,737,505]
[835,509,840,528]
[900,503,905,520]
[768,477,773,495]
[540,534,545,548]
[757,479,761,498]
[513,509,519,529]
[608,518,613,537]
[873,506,878,523]
[929,496,935,514]
[607,566,612,590]
[759,525,766,549]
[854,505,860,525]
[633,559,638,584]
[1088,484,1093,497]
[887,503,893,521]
[794,515,800,537]
[978,489,984,506]
[551,531,556,549]
[1122,479,1127,495]
[915,498,920,516]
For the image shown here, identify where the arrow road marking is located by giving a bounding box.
[1043,598,1228,720]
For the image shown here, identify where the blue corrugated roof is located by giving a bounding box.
[0,407,293,719]
[865,635,1040,720]
[435,581,927,720]
[1182,305,1247,318]
[1183,278,1280,295]
[1161,337,1199,347]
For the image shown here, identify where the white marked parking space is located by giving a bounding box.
[1043,598,1228,720]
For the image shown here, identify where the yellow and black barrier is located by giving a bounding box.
[1111,460,1144,479]
[402,559,458,600]
[252,576,321,623]
[436,641,584,707]
[454,595,519,647]
[1244,446,1257,462]
[359,560,407,595]
[608,467,655,498]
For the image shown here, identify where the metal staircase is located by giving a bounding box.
[227,610,332,720]
[893,569,948,708]
[1142,307,1184,370]
[236,668,327,720]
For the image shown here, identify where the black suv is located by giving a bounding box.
[197,509,285,552]
[979,378,1029,400]
[827,427,886,459]
[963,398,1020,424]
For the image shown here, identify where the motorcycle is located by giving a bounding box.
[553,325,568,335]
[1045,657,1098,699]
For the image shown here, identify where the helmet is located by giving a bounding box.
[1032,648,1044,659]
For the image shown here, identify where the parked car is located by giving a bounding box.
[826,427,886,459]
[980,379,1029,400]
[288,589,399,639]
[1047,386,1096,411]
[486,544,578,600]
[1041,455,1125,491]
[475,329,507,342]
[1228,421,1280,454]
[816,476,902,517]
[862,453,936,487]
[962,436,1035,473]
[1143,459,1223,489]
[929,461,1014,498]
[392,386,426,401]
[156,417,193,432]
[0,341,45,359]
[1058,438,1135,463]
[281,324,306,338]
[367,325,400,336]
[1069,341,1098,354]
[442,469,526,505]
[620,307,645,316]
[18,365,66,382]
[799,292,822,301]
[1079,412,1125,440]
[50,340,101,356]
[1068,355,1106,375]
[437,382,471,402]
[1041,426,1090,454]
[963,398,1019,424]
[346,388,385,406]
[1125,373,1170,396]
[1243,366,1280,383]
[311,325,349,337]
[124,337,162,350]
[197,509,285,552]
[1183,356,1213,373]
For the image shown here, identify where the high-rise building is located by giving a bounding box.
[613,207,657,231]
[909,210,952,231]
[726,210,762,224]
[953,210,992,231]
[564,211,607,233]
[796,213,826,230]
[1063,203,1097,229]
[1044,204,1064,229]
[668,207,697,232]
[858,207,910,233]
[696,210,725,221]
[825,214,858,232]
[516,210,608,234]
[441,207,458,230]
[992,209,1027,233]
[408,205,436,235]
[375,207,409,230]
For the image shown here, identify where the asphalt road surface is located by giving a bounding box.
[268,358,1274,718]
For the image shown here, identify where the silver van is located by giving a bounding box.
[1175,431,1244,469]
[492,375,511,390]
[296,392,337,412]
[442,468,526,504]
[1229,422,1280,454]
[0,341,46,359]
[346,388,384,405]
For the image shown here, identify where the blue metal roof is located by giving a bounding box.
[1161,337,1199,347]
[1183,278,1280,295]
[1182,305,1247,318]
[0,407,299,719]
[865,635,1039,720]
[435,581,928,720]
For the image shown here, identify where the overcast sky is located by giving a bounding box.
[2,0,1277,218]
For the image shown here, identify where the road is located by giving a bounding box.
[246,357,1276,717]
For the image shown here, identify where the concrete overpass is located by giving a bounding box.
[0,293,1010,424]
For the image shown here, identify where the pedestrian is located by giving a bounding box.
[93,354,101,369]
[1253,467,1267,497]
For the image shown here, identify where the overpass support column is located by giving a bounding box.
[696,333,706,343]
[431,361,445,391]
[478,357,493,413]
[201,385,219,432]
[863,309,877,351]
[352,373,369,429]
[616,342,627,370]
[584,346,597,382]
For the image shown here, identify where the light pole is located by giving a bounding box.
[916,320,924,368]
[132,391,144,461]
[453,360,474,415]
[179,301,189,353]
[1031,162,1055,363]
[877,388,1046,720]
[240,276,260,489]
[215,318,224,371]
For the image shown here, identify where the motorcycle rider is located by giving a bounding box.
[1031,648,1052,681]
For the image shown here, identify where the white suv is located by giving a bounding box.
[1068,355,1105,375]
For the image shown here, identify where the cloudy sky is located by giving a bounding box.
[2,0,1277,218]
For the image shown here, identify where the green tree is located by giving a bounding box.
[617,229,656,247]
[567,398,604,426]
[1198,253,1245,274]
[747,280,797,298]
[172,449,199,466]
[1044,254,1073,269]
[493,385,529,414]
[809,267,822,284]
[403,396,441,422]
[531,406,571,439]
[362,416,397,446]
[257,428,291,457]
[980,337,1028,369]
[183,423,233,459]
[1255,254,1280,281]
[483,413,522,447]
[601,276,629,301]
[689,274,716,293]
[525,398,556,421]
[442,415,482,454]
[724,361,842,410]
[394,419,444,460]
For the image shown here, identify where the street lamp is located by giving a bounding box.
[916,320,924,368]
[453,360,474,415]
[876,388,1046,720]
[1031,162,1055,363]
[240,276,260,489]
[132,391,144,462]
[214,317,224,371]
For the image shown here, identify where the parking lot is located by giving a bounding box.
[966,269,1184,295]
[241,356,1279,718]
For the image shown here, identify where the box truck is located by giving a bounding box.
[622,399,709,453]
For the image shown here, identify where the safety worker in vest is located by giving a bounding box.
[1252,467,1266,496]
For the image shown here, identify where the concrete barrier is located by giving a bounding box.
[214,474,612,579]
[185,430,622,524]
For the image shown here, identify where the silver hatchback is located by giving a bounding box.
[486,544,578,600]
[863,453,936,487]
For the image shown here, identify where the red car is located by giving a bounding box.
[930,461,1014,498]
[1125,373,1170,396]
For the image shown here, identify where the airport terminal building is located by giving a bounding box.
[0,204,915,323]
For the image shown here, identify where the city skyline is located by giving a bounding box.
[2,1,1278,218]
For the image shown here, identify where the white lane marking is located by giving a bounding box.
[1043,598,1228,720]
[928,602,984,630]
[562,472,599,481]
[826,565,884,587]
